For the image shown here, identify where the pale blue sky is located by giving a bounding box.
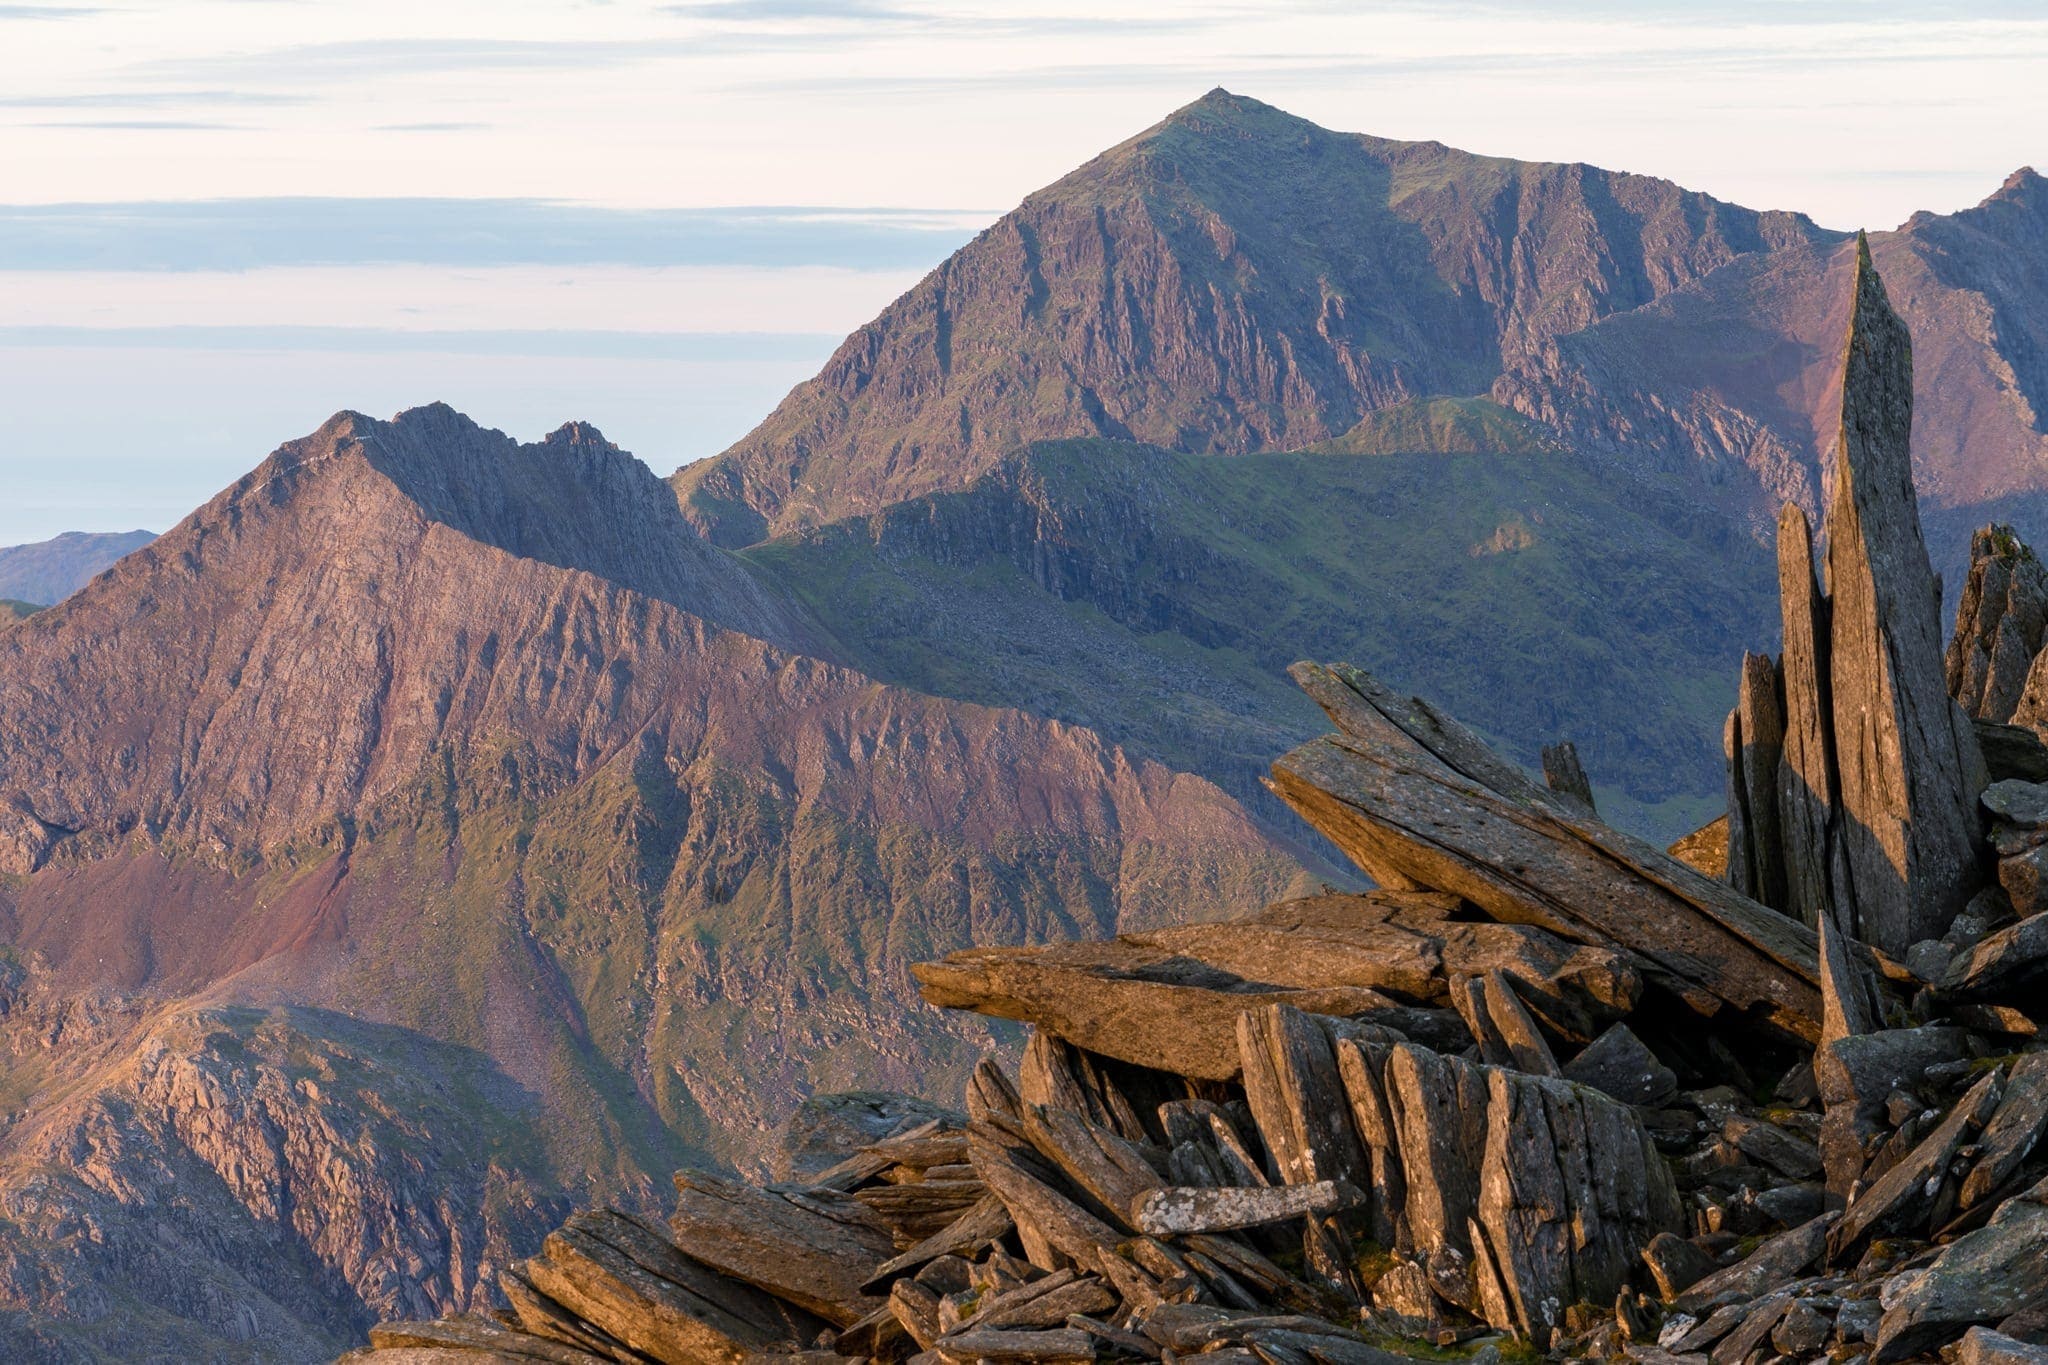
[1,0,2044,545]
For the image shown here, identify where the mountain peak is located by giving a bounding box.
[385,401,500,442]
[1142,86,1319,147]
[1173,86,1272,119]
[1903,165,2048,241]
[1093,86,1327,173]
[1991,165,2046,208]
[543,420,617,451]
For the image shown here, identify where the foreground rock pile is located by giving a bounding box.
[347,245,2048,1363]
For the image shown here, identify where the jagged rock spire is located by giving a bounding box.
[1823,233,1989,954]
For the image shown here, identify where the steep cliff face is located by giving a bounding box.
[680,88,1831,544]
[1492,172,2048,549]
[0,405,1313,1356]
[0,406,825,860]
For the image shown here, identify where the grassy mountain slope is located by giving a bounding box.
[743,435,1777,842]
[1303,396,1563,456]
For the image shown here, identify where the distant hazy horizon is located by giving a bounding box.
[3,0,2044,545]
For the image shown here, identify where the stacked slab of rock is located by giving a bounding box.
[347,988,1683,1364]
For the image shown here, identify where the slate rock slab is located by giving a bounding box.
[1960,1327,2048,1365]
[1674,1211,1837,1314]
[1875,1183,2048,1363]
[669,1168,895,1326]
[1944,912,2048,1003]
[523,1209,823,1365]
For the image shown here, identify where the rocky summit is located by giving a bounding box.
[354,224,2048,1362]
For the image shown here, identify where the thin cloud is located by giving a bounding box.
[741,22,2048,100]
[0,325,841,362]
[137,32,845,80]
[0,90,307,108]
[30,119,250,131]
[668,0,924,19]
[1448,0,2048,20]
[0,5,104,17]
[373,121,491,133]
[0,198,985,271]
[664,0,1226,39]
[141,38,674,80]
[123,8,1223,85]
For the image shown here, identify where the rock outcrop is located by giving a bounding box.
[1948,526,2048,724]
[350,981,1686,1363]
[352,652,2048,1363]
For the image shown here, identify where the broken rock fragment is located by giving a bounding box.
[668,1169,893,1326]
[1673,1211,1836,1314]
[1561,1022,1677,1107]
[1943,912,2048,1003]
[1132,1181,1360,1236]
